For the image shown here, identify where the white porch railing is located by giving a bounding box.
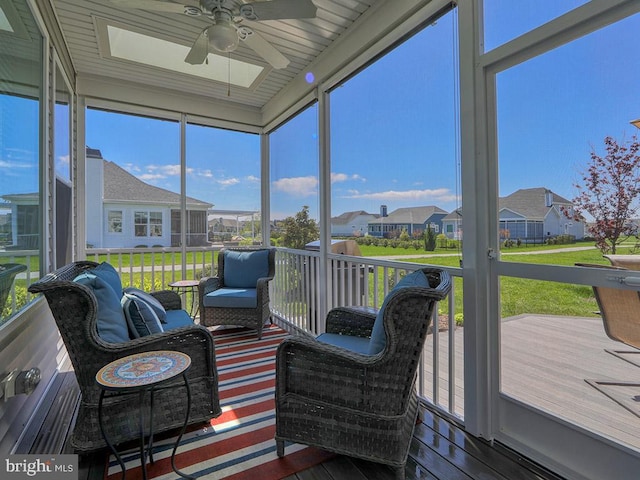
[85,246,220,289]
[270,247,464,421]
[0,249,39,323]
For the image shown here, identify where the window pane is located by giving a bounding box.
[186,124,260,246]
[496,12,640,453]
[483,0,590,52]
[330,10,460,260]
[270,104,319,249]
[496,13,640,261]
[85,109,179,248]
[0,0,43,323]
[107,210,122,233]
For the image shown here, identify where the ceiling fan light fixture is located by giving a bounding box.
[208,22,239,52]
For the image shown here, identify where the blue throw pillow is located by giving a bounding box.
[122,293,164,338]
[223,249,270,288]
[123,287,167,324]
[74,273,130,343]
[89,262,123,298]
[367,270,429,355]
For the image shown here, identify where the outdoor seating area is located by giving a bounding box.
[27,261,221,452]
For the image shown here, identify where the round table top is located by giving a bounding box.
[168,279,200,288]
[96,350,191,391]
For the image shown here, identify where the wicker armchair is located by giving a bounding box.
[199,247,275,339]
[275,267,452,479]
[28,261,221,452]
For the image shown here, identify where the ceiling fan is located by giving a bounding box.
[109,0,317,69]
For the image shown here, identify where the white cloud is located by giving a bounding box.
[331,172,366,183]
[217,178,240,186]
[273,176,318,197]
[57,154,70,166]
[146,164,181,176]
[0,159,31,169]
[344,188,458,202]
[246,175,260,183]
[139,173,166,181]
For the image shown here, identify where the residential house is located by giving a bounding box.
[442,208,463,240]
[368,206,447,238]
[499,187,585,243]
[85,148,212,248]
[331,210,378,237]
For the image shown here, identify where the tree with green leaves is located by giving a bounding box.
[564,135,640,254]
[281,206,320,249]
[424,225,437,251]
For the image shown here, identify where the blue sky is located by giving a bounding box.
[2,2,639,222]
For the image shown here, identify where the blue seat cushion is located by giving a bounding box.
[223,250,269,288]
[122,293,164,338]
[164,309,195,330]
[74,273,129,343]
[368,269,430,355]
[123,287,167,324]
[317,333,371,355]
[88,262,123,297]
[204,288,258,309]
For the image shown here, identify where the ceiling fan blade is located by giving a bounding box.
[185,28,210,65]
[109,0,191,14]
[241,29,289,69]
[240,0,317,21]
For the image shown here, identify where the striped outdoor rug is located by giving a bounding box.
[105,324,333,480]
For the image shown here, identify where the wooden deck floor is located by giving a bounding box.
[46,313,640,479]
[76,403,565,480]
[422,314,640,452]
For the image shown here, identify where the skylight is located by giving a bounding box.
[99,22,265,89]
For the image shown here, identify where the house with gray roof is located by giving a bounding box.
[86,148,212,248]
[499,187,585,242]
[368,206,448,238]
[331,210,378,237]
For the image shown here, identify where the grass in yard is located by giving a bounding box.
[363,244,636,320]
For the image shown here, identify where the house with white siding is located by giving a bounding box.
[85,148,212,248]
[331,210,378,237]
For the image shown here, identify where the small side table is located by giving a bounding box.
[96,351,194,480]
[168,280,200,320]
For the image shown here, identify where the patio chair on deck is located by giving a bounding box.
[577,261,640,417]
[275,267,451,480]
[198,247,275,339]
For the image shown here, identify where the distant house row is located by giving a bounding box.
[1,146,585,250]
[331,187,586,242]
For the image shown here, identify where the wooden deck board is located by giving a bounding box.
[421,314,640,452]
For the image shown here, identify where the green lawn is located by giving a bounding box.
[362,244,636,320]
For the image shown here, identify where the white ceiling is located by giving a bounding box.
[51,0,379,111]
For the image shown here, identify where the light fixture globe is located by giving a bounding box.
[208,22,239,52]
